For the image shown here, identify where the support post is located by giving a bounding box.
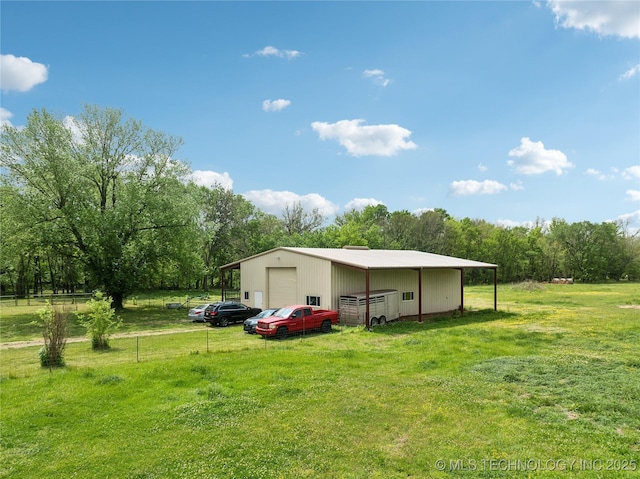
[460,268,465,314]
[494,268,498,311]
[365,269,370,329]
[418,268,423,323]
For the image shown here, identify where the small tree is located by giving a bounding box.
[34,302,68,368]
[79,291,122,349]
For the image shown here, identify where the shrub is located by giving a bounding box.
[78,291,122,349]
[34,302,68,368]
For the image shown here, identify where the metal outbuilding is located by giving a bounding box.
[220,247,497,327]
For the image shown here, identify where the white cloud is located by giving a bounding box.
[262,99,291,112]
[620,64,640,81]
[242,189,339,216]
[449,179,508,196]
[363,69,390,87]
[495,219,524,228]
[311,119,417,157]
[188,170,233,190]
[507,137,574,175]
[344,198,385,211]
[0,54,48,92]
[244,45,301,60]
[62,115,84,144]
[627,190,640,202]
[547,0,640,39]
[623,165,640,180]
[618,209,640,227]
[478,163,488,172]
[495,219,542,229]
[413,207,435,216]
[510,180,525,191]
[586,167,617,181]
[0,108,14,128]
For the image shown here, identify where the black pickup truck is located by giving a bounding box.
[203,301,262,327]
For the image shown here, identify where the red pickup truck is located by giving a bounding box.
[256,305,339,339]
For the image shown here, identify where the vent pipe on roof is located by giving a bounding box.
[342,245,370,250]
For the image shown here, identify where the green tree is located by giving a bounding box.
[281,202,325,237]
[1,106,197,308]
[79,291,122,349]
[34,301,68,367]
[333,205,388,248]
[196,184,273,290]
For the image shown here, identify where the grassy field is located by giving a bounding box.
[1,283,639,478]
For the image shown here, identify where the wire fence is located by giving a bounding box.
[0,324,352,378]
[0,293,94,308]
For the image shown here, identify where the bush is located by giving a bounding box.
[78,291,122,349]
[34,302,68,368]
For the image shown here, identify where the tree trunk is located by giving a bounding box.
[110,291,125,311]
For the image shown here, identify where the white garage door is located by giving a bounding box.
[268,267,297,307]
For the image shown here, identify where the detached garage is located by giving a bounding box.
[220,247,497,327]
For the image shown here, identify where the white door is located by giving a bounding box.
[254,291,263,309]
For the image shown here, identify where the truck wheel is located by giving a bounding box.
[321,320,332,333]
[379,316,387,325]
[220,317,229,327]
[276,327,288,340]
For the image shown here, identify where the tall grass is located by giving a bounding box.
[1,283,639,478]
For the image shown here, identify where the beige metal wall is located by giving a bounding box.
[240,249,333,309]
[330,266,461,316]
[240,249,462,314]
[421,269,461,313]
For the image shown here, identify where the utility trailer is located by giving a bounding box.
[338,289,399,326]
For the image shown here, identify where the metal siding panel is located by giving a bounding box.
[295,254,332,308]
[422,269,461,313]
[331,267,366,310]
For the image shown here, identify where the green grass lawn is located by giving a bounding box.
[1,283,639,478]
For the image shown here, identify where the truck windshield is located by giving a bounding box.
[274,307,294,318]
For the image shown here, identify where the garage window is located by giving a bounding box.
[402,291,414,301]
[243,291,249,300]
[306,296,321,307]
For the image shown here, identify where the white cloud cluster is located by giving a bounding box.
[627,190,640,202]
[0,54,48,92]
[262,99,291,112]
[449,179,508,196]
[508,137,574,175]
[623,165,640,180]
[188,170,234,190]
[344,198,384,211]
[245,45,301,60]
[311,119,417,157]
[586,167,618,181]
[363,69,390,87]
[620,64,640,81]
[242,189,339,217]
[618,209,640,227]
[548,0,640,39]
[0,108,14,128]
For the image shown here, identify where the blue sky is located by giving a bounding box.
[2,1,639,229]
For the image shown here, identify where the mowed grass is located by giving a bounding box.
[1,283,639,478]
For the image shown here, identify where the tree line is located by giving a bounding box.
[2,106,638,308]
